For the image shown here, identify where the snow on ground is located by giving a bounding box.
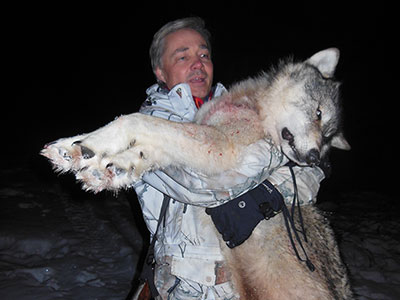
[0,165,145,300]
[0,164,399,299]
[320,190,400,299]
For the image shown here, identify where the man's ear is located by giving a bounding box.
[155,67,166,84]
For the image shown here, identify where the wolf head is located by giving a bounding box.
[260,48,350,166]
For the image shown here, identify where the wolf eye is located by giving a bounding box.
[316,108,322,120]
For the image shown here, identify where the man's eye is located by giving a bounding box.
[200,53,209,59]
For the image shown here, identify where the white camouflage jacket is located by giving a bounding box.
[133,82,325,288]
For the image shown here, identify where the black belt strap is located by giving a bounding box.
[139,194,170,298]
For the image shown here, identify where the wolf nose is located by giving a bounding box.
[306,149,321,166]
[282,127,294,142]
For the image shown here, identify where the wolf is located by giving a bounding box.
[41,48,352,299]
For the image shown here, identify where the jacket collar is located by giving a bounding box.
[146,82,226,117]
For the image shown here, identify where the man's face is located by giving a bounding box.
[155,29,213,98]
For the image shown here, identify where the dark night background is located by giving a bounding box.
[2,4,398,300]
[3,3,389,194]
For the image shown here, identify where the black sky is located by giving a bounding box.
[3,4,390,195]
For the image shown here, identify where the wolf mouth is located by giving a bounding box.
[287,144,302,164]
[281,127,302,164]
[281,127,321,166]
[281,127,297,152]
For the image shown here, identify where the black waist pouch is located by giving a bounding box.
[205,180,284,248]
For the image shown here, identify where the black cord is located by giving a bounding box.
[282,164,315,272]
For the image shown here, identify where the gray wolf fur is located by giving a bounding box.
[41,48,352,299]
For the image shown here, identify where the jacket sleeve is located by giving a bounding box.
[268,165,325,205]
[139,138,286,207]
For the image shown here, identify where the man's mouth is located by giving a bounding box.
[188,73,207,85]
[189,77,206,84]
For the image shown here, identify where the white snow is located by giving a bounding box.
[0,166,399,299]
[322,191,400,299]
[0,166,144,300]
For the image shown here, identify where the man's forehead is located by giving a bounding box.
[164,29,208,54]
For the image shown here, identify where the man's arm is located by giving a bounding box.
[269,166,325,205]
[137,104,324,207]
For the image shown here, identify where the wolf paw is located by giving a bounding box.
[41,136,152,192]
[70,146,151,192]
[41,114,163,192]
[100,148,151,190]
[40,135,91,173]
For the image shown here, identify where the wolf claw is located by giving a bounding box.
[106,163,126,176]
[44,141,57,148]
[80,146,95,159]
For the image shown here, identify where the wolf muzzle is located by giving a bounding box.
[306,148,320,166]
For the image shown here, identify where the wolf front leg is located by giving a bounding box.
[87,115,239,191]
[42,113,239,192]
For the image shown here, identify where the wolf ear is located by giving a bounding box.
[331,132,351,150]
[306,48,340,78]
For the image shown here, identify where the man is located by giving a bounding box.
[133,17,324,300]
[152,24,213,100]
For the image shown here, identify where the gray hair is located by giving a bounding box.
[149,17,212,73]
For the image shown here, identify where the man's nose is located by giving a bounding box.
[191,58,204,70]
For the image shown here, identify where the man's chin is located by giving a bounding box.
[190,85,212,99]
